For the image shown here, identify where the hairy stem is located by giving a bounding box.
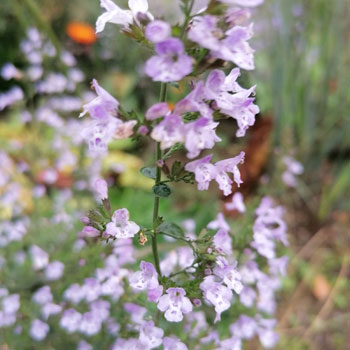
[151,82,168,276]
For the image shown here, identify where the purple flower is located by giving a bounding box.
[282,156,303,187]
[32,286,53,305]
[146,102,170,120]
[214,257,243,294]
[256,317,279,348]
[45,261,64,281]
[1,294,20,314]
[124,303,146,324]
[215,24,255,70]
[60,308,82,333]
[230,315,258,340]
[96,0,153,33]
[184,117,221,159]
[239,286,257,307]
[80,225,100,238]
[114,119,137,139]
[94,178,108,200]
[29,245,49,270]
[42,303,62,319]
[225,192,246,213]
[217,336,242,350]
[151,114,186,149]
[30,319,49,341]
[138,125,149,135]
[221,0,264,7]
[139,320,164,348]
[207,212,230,231]
[157,287,193,322]
[80,79,119,120]
[105,208,140,239]
[188,15,222,51]
[145,38,194,82]
[213,229,232,255]
[185,154,216,191]
[146,20,171,43]
[129,261,163,302]
[200,276,232,323]
[163,336,188,350]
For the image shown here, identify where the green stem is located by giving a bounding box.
[151,82,168,276]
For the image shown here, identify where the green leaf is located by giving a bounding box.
[140,166,157,179]
[162,143,184,159]
[152,216,164,230]
[152,183,172,198]
[171,161,183,177]
[157,222,184,237]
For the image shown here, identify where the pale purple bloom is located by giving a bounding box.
[124,303,146,324]
[214,24,255,70]
[80,225,100,238]
[79,311,102,336]
[42,303,62,319]
[29,245,49,270]
[80,79,119,120]
[30,319,49,341]
[146,20,171,43]
[256,317,279,348]
[0,86,24,111]
[217,336,242,350]
[1,294,20,314]
[225,192,246,213]
[78,340,93,350]
[214,257,243,294]
[282,156,303,187]
[33,286,53,305]
[269,256,289,276]
[138,125,149,135]
[213,229,233,256]
[146,102,170,120]
[157,287,193,322]
[60,308,82,333]
[208,212,230,231]
[185,154,216,191]
[1,63,21,80]
[185,117,221,159]
[105,208,140,239]
[45,261,64,281]
[163,336,188,350]
[95,178,108,200]
[139,320,164,348]
[188,15,222,51]
[82,278,102,302]
[239,286,257,307]
[200,276,232,322]
[215,151,245,189]
[129,261,162,302]
[114,119,137,139]
[145,38,193,82]
[220,0,264,7]
[90,299,110,322]
[230,315,258,339]
[151,114,186,149]
[96,0,153,33]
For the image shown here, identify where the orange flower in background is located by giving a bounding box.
[66,21,97,45]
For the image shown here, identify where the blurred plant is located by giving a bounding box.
[254,0,350,218]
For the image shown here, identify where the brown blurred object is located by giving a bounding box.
[312,275,331,301]
[223,116,273,215]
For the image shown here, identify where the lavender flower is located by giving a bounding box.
[30,319,49,341]
[145,20,171,43]
[225,192,246,213]
[139,320,164,348]
[157,288,193,322]
[163,336,188,350]
[105,208,140,239]
[145,38,193,82]
[45,261,64,281]
[94,178,109,200]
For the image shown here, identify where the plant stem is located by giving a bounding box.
[151,82,168,276]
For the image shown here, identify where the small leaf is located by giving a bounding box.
[171,161,183,177]
[162,143,184,159]
[153,183,172,198]
[153,216,164,230]
[157,222,184,237]
[140,166,157,179]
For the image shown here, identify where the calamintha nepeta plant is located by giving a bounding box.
[75,0,288,349]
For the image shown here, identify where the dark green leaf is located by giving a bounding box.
[157,222,184,237]
[140,166,157,179]
[152,183,172,198]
